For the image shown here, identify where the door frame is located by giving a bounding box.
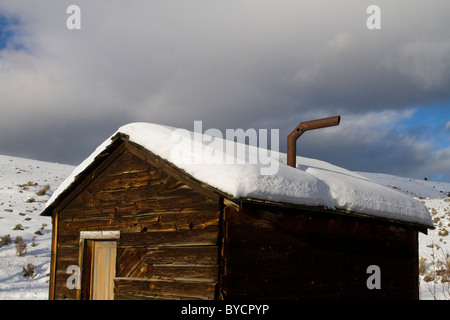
[78,231,120,300]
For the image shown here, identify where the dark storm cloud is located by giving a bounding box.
[0,0,449,181]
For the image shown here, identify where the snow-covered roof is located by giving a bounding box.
[45,122,433,228]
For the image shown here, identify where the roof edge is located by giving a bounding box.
[40,124,434,234]
[236,197,433,233]
[40,136,126,216]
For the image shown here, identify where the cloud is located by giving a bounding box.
[381,40,450,91]
[327,32,354,53]
[285,109,450,182]
[0,0,449,181]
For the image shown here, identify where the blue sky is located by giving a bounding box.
[397,102,449,142]
[0,14,14,49]
[0,14,23,51]
[0,1,449,182]
[395,104,449,181]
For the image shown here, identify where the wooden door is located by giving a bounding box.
[90,241,117,300]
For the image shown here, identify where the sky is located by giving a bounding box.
[0,0,449,182]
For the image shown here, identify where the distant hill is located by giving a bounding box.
[0,155,74,299]
[359,172,450,199]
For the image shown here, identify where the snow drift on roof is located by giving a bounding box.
[45,122,433,228]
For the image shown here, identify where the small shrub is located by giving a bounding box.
[19,181,37,191]
[423,274,435,282]
[36,184,50,196]
[15,236,27,256]
[22,263,35,278]
[419,257,428,275]
[0,234,12,248]
[31,236,37,247]
[13,223,24,230]
[423,247,450,299]
[13,224,24,231]
[438,229,449,237]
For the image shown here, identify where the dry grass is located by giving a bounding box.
[422,244,450,299]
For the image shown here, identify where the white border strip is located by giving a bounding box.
[79,231,120,240]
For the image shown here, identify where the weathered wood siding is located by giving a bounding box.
[49,139,421,300]
[53,148,221,300]
[220,203,419,299]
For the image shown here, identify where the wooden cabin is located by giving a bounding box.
[41,123,433,300]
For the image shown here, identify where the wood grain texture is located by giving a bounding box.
[219,204,419,299]
[52,145,221,300]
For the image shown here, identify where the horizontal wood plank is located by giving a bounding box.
[220,203,419,300]
[118,229,219,248]
[53,145,222,300]
[138,264,218,282]
[114,278,216,300]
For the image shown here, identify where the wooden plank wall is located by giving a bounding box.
[53,149,221,300]
[220,204,419,299]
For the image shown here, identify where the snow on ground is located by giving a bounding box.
[359,172,450,199]
[0,155,73,299]
[418,198,450,300]
[0,151,448,299]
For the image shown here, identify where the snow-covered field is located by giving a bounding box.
[417,198,450,299]
[0,155,73,299]
[359,172,450,199]
[0,154,448,299]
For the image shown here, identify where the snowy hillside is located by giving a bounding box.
[359,172,450,199]
[0,155,74,299]
[0,154,448,299]
[418,198,450,299]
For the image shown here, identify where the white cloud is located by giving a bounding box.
[445,121,450,132]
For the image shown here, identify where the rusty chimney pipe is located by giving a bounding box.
[287,115,340,168]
